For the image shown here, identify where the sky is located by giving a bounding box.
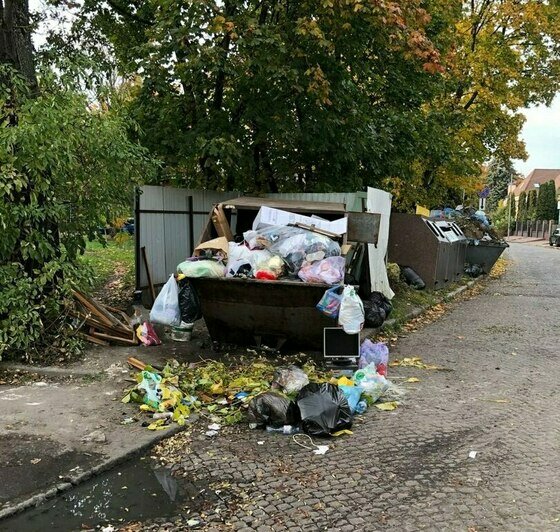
[514,96,560,178]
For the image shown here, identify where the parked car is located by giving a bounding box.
[549,228,560,246]
[122,218,135,235]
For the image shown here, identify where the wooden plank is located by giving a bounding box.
[69,310,130,336]
[91,331,139,345]
[211,204,234,241]
[78,332,110,346]
[141,246,156,304]
[73,289,125,329]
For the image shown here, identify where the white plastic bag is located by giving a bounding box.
[338,285,364,334]
[149,275,181,326]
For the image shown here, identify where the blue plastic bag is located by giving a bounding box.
[316,286,343,319]
[359,339,389,375]
[338,385,364,414]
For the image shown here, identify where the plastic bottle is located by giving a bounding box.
[265,425,300,435]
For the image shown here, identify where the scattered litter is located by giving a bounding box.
[208,423,221,431]
[101,526,115,532]
[469,451,478,459]
[205,430,219,437]
[292,433,330,455]
[405,377,420,383]
[374,401,399,411]
[389,357,448,370]
[120,417,137,425]
[30,458,41,464]
[272,366,309,394]
[186,519,200,527]
[257,441,265,445]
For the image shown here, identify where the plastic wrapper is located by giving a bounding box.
[226,243,273,278]
[247,392,300,428]
[316,286,343,319]
[243,226,340,274]
[255,254,285,280]
[362,291,393,328]
[338,285,364,334]
[401,266,425,289]
[136,322,161,346]
[298,256,345,285]
[359,339,389,375]
[296,383,353,437]
[338,385,364,414]
[272,366,309,394]
[149,275,181,326]
[177,259,225,278]
[178,278,202,323]
[353,366,389,402]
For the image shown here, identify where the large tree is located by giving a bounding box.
[0,1,152,362]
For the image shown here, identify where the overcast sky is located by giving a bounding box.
[514,96,560,178]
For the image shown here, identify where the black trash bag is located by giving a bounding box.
[178,278,202,323]
[296,383,353,437]
[247,392,300,428]
[464,263,483,278]
[362,291,393,328]
[401,266,426,290]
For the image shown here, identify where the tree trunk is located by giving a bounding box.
[0,0,37,92]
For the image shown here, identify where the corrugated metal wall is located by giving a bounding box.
[136,186,240,289]
[136,187,365,289]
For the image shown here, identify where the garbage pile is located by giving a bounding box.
[122,339,401,435]
[432,207,502,242]
[147,203,394,340]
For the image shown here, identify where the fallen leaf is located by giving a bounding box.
[405,377,420,383]
[331,429,353,437]
[389,357,448,370]
[375,401,399,411]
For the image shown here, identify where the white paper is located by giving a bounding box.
[253,206,347,235]
[367,187,395,299]
[313,445,329,455]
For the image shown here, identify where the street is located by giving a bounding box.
[138,241,560,531]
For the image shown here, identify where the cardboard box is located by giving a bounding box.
[252,206,347,235]
[194,236,229,257]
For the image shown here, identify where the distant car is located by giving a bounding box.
[122,218,135,235]
[549,228,560,246]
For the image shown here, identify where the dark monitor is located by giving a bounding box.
[323,327,360,358]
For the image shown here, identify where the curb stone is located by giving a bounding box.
[0,277,486,522]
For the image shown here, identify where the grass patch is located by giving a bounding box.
[79,234,135,306]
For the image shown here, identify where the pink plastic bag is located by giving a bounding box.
[298,256,345,285]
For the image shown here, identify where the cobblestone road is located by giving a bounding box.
[146,242,560,531]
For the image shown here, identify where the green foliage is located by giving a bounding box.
[486,158,519,213]
[0,73,153,362]
[536,181,558,221]
[516,191,527,223]
[527,189,538,221]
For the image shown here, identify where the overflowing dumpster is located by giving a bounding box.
[189,196,382,349]
[465,239,508,274]
[388,213,468,290]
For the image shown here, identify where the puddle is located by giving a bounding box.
[1,457,209,531]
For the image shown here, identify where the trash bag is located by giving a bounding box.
[149,275,181,326]
[244,226,340,274]
[338,285,364,334]
[255,254,285,280]
[178,278,202,323]
[464,263,483,278]
[247,392,300,428]
[272,366,309,394]
[353,367,389,402]
[359,339,389,376]
[338,385,364,414]
[298,256,346,285]
[316,285,343,319]
[177,259,225,278]
[401,266,426,289]
[362,291,393,328]
[296,383,353,437]
[136,322,161,346]
[226,243,273,278]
